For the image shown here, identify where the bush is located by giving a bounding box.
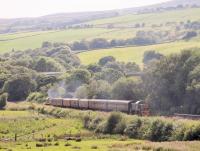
[36,143,43,147]
[183,124,200,141]
[26,92,46,103]
[98,56,116,66]
[3,75,36,101]
[104,112,122,134]
[125,118,142,139]
[0,93,7,109]
[83,115,91,128]
[91,145,98,149]
[114,119,126,134]
[147,120,173,142]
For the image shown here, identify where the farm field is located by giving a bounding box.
[0,28,118,53]
[78,39,200,66]
[87,8,200,26]
[1,8,200,54]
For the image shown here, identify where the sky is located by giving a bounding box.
[0,0,170,19]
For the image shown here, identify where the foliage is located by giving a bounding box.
[104,112,123,134]
[183,31,197,40]
[26,92,47,103]
[3,75,37,101]
[0,93,7,109]
[112,78,144,100]
[143,49,200,114]
[66,69,91,92]
[98,56,116,66]
[143,50,163,64]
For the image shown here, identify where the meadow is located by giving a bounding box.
[0,102,200,151]
[78,39,200,66]
[0,28,116,53]
[87,8,200,26]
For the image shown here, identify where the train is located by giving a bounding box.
[46,98,150,116]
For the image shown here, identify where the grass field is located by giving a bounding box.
[0,110,85,141]
[0,104,200,151]
[0,28,117,53]
[1,8,200,54]
[1,139,200,151]
[78,39,200,66]
[87,8,200,26]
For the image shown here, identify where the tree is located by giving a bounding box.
[0,93,7,109]
[88,80,111,99]
[89,38,110,49]
[34,57,64,72]
[66,69,91,92]
[71,41,89,51]
[143,50,163,64]
[3,75,37,101]
[87,64,102,73]
[98,56,116,66]
[143,50,200,114]
[112,78,144,100]
[42,41,52,48]
[95,68,124,84]
[183,31,197,40]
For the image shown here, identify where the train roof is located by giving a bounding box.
[82,99,134,104]
[51,98,135,104]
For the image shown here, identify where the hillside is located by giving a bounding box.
[78,39,200,66]
[1,0,200,34]
[0,11,118,34]
[87,8,200,26]
[1,7,200,53]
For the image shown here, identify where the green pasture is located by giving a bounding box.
[0,28,115,53]
[0,110,85,141]
[87,8,200,26]
[78,40,200,66]
[0,138,200,151]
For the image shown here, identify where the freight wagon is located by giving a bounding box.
[46,98,149,116]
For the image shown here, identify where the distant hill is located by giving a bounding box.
[0,11,119,34]
[120,0,200,14]
[0,0,200,34]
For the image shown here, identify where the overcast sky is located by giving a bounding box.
[0,0,170,19]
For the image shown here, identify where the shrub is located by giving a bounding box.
[98,56,116,66]
[26,92,46,103]
[36,143,43,147]
[147,120,173,142]
[65,143,71,146]
[104,112,122,134]
[75,137,82,142]
[91,145,98,149]
[114,119,126,134]
[183,124,200,141]
[0,93,7,109]
[125,118,142,139]
[54,142,59,146]
[88,117,103,130]
[83,115,91,128]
